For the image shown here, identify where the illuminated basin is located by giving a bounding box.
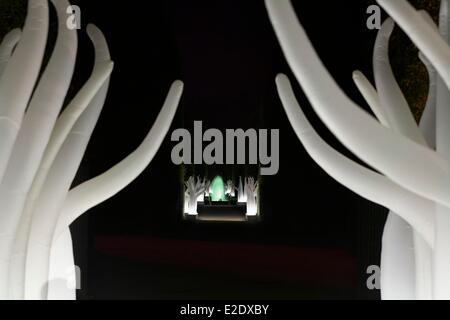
[196,203,247,222]
[183,174,259,222]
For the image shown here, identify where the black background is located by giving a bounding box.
[5,0,395,299]
[69,0,387,300]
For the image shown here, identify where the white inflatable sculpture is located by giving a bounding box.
[225,180,235,198]
[266,0,450,299]
[184,176,208,215]
[237,176,246,203]
[244,177,258,216]
[0,0,183,300]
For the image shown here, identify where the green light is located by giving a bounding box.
[210,176,226,201]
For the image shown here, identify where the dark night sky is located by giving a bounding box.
[69,0,388,300]
[3,0,398,299]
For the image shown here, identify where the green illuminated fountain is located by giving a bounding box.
[209,176,226,201]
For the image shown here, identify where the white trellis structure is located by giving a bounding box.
[0,0,183,300]
[266,0,450,300]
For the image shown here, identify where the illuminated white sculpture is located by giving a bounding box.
[244,177,258,216]
[225,180,235,197]
[0,0,183,300]
[185,176,208,215]
[237,176,246,203]
[266,0,450,299]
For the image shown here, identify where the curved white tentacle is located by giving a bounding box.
[373,16,435,300]
[267,1,444,299]
[0,0,48,185]
[373,18,425,145]
[413,26,437,302]
[0,28,21,78]
[0,0,77,300]
[353,61,434,300]
[54,80,183,239]
[47,230,76,300]
[37,62,114,175]
[412,229,433,300]
[435,0,450,160]
[353,66,431,300]
[419,52,437,149]
[376,0,450,90]
[414,10,438,300]
[352,65,422,299]
[275,74,434,245]
[265,0,450,210]
[9,61,113,300]
[49,81,183,300]
[380,214,416,300]
[24,24,113,300]
[0,0,49,300]
[432,0,450,300]
[352,71,389,127]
